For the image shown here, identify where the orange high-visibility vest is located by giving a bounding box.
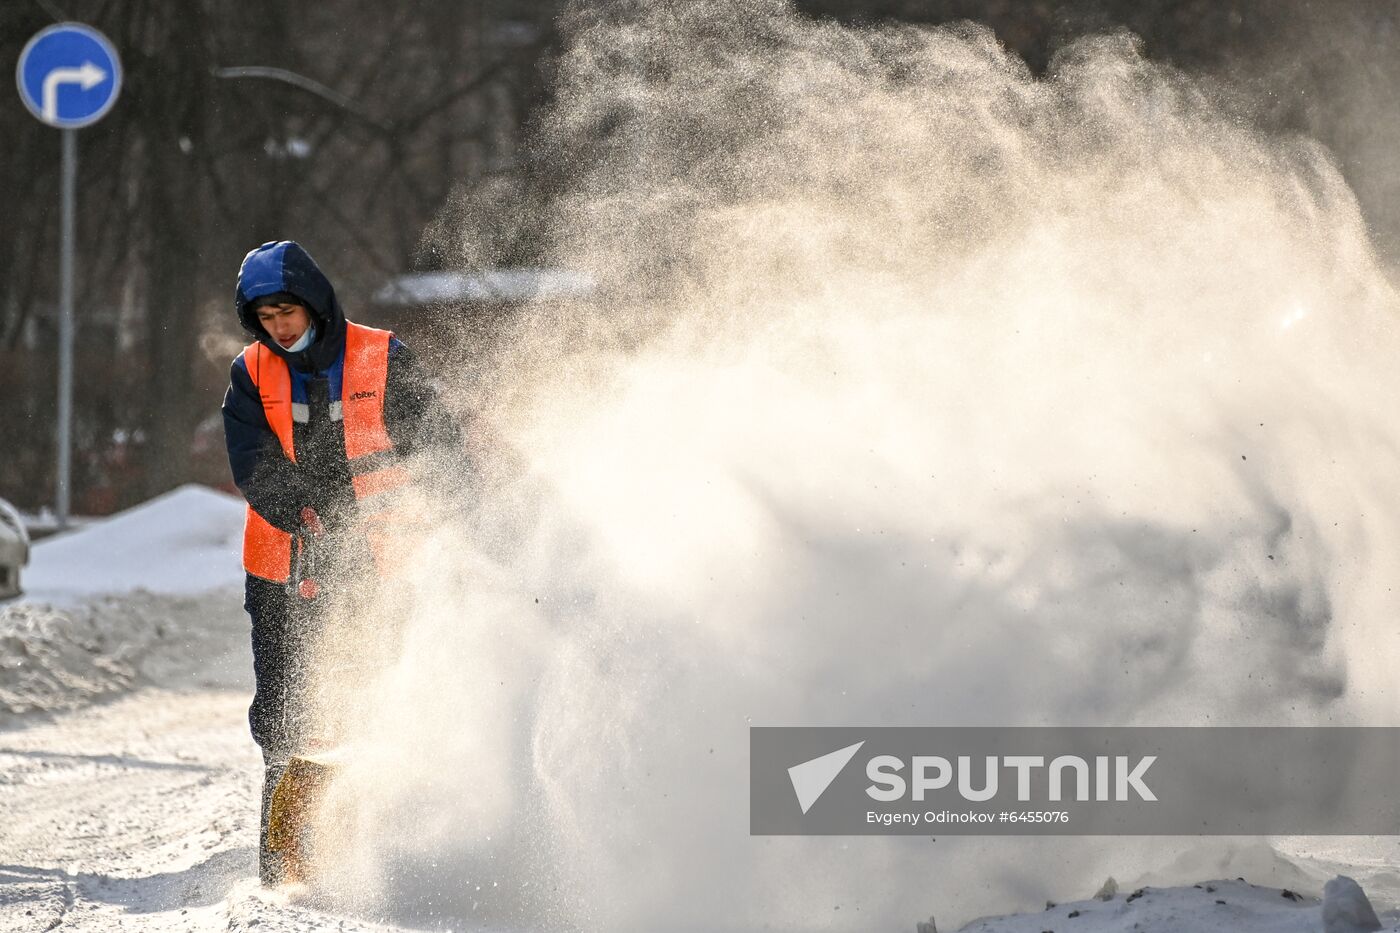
[241,322,411,582]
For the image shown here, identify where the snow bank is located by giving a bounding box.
[21,484,244,604]
[0,485,249,722]
[0,591,248,721]
[952,877,1398,933]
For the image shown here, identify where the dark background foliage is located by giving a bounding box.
[3,0,1396,515]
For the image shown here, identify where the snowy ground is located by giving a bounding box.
[0,485,1397,932]
[0,487,401,931]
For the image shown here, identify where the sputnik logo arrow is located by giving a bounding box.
[42,61,107,122]
[788,740,864,814]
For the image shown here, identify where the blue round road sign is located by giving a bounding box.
[16,23,122,129]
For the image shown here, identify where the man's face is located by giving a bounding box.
[255,301,312,349]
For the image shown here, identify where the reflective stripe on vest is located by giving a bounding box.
[240,322,407,582]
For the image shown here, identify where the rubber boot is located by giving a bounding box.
[259,757,289,887]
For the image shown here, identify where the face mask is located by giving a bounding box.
[286,325,316,353]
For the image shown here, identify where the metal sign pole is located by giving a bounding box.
[18,22,121,531]
[56,127,75,529]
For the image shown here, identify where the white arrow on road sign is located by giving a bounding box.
[17,23,122,129]
[42,62,108,122]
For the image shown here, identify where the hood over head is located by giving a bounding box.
[235,240,347,372]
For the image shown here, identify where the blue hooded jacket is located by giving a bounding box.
[222,241,463,536]
[234,240,350,374]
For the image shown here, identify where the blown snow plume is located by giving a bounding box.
[308,2,1400,929]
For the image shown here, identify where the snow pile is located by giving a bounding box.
[953,876,1398,933]
[0,590,255,723]
[2,597,169,719]
[21,483,244,604]
[1,484,246,720]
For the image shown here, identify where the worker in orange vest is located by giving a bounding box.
[221,240,463,885]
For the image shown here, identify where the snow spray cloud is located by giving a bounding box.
[314,1,1400,929]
